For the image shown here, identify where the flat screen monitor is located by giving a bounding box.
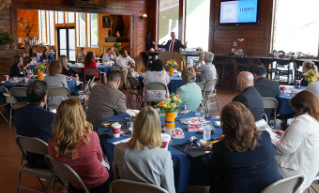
[219,0,258,24]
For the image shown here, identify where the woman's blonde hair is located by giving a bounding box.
[221,101,261,152]
[51,99,92,158]
[182,67,196,83]
[302,61,318,73]
[47,61,62,76]
[58,55,69,71]
[128,107,162,150]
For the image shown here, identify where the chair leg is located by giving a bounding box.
[9,107,12,128]
[37,177,46,189]
[221,64,225,91]
[15,170,22,193]
[0,111,9,124]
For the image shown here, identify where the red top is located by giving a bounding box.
[84,61,99,78]
[48,131,109,189]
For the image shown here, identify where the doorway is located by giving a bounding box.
[57,27,76,63]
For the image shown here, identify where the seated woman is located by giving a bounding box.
[44,61,68,107]
[210,101,282,193]
[143,59,170,100]
[59,55,76,77]
[113,107,175,193]
[301,61,318,86]
[10,55,29,77]
[28,47,39,64]
[84,51,106,83]
[38,49,54,65]
[274,90,319,193]
[176,67,202,111]
[48,99,109,193]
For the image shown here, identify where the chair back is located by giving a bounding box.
[275,59,292,65]
[260,174,304,193]
[70,67,82,74]
[262,97,278,109]
[109,179,168,193]
[127,77,141,89]
[45,155,89,193]
[84,68,101,76]
[145,82,168,104]
[9,87,27,98]
[16,135,48,156]
[47,87,70,98]
[196,82,205,91]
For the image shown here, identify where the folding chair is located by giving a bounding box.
[308,172,319,193]
[202,79,219,112]
[70,67,83,81]
[144,82,168,107]
[262,97,278,129]
[45,155,89,193]
[127,77,143,109]
[0,103,9,125]
[9,87,27,128]
[109,179,168,193]
[15,136,54,193]
[46,87,70,110]
[84,68,102,86]
[260,174,304,193]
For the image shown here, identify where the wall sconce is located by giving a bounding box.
[139,14,147,20]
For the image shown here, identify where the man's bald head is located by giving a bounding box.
[237,71,254,91]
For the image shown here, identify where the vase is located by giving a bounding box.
[37,71,44,81]
[165,112,176,129]
[169,68,174,76]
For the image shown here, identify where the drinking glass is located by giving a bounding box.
[203,124,214,141]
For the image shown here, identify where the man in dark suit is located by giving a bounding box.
[233,71,264,121]
[153,32,187,52]
[254,66,280,122]
[15,81,55,168]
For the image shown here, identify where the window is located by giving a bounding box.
[38,10,47,44]
[158,0,179,44]
[88,13,98,48]
[66,12,75,23]
[273,0,319,57]
[46,11,55,45]
[77,12,86,47]
[56,11,64,24]
[185,0,210,51]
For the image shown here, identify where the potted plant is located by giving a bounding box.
[0,29,15,50]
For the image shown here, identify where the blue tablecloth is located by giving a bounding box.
[68,64,114,77]
[138,72,200,93]
[276,86,306,114]
[97,112,222,192]
[2,77,80,95]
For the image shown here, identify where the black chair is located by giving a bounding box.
[213,56,232,91]
[274,59,293,84]
[260,57,275,80]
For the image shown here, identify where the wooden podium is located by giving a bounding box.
[158,51,184,71]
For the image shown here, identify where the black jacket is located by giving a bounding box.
[233,86,264,121]
[158,39,186,52]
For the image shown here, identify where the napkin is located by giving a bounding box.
[126,109,140,117]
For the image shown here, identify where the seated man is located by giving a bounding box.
[15,81,55,168]
[87,70,127,130]
[77,47,86,63]
[194,52,217,93]
[102,47,116,65]
[115,49,135,86]
[254,66,280,121]
[233,71,264,122]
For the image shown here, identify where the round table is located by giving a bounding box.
[97,112,221,192]
[276,86,306,114]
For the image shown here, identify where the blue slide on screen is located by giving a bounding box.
[220,0,258,24]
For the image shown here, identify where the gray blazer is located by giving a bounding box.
[44,74,68,107]
[113,143,176,193]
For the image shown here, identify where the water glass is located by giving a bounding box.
[203,124,213,141]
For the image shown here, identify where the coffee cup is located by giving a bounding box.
[279,85,285,93]
[112,123,121,138]
[161,133,171,150]
[4,75,9,82]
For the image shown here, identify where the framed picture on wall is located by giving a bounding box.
[102,15,111,28]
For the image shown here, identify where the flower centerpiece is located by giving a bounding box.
[304,70,318,84]
[166,59,178,76]
[36,62,46,80]
[155,93,183,129]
